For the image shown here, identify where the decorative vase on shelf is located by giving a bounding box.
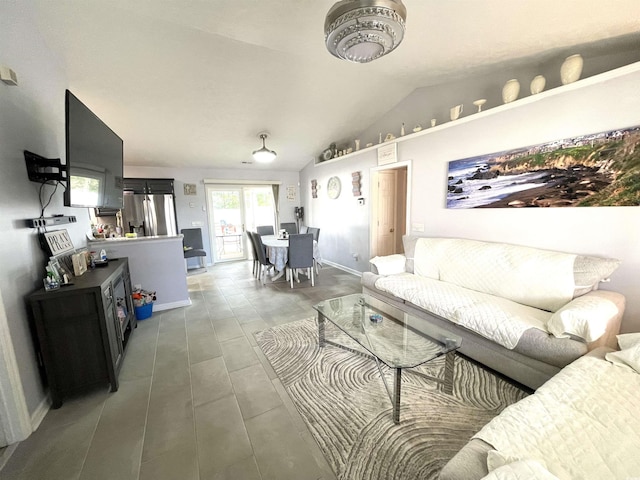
[530,75,546,94]
[472,99,487,112]
[502,79,520,104]
[450,104,463,121]
[560,54,583,85]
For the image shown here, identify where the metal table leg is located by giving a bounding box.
[393,368,402,424]
[441,351,455,395]
[318,313,326,348]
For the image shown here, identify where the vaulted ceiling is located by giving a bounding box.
[31,0,640,171]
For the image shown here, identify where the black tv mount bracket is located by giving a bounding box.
[24,150,67,184]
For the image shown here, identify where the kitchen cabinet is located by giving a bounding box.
[123,178,174,195]
[28,258,136,408]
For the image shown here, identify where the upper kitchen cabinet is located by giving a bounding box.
[123,178,174,195]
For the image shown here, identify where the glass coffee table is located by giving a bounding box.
[313,293,461,424]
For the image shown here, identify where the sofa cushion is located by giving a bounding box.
[481,459,560,480]
[413,238,577,312]
[374,273,550,349]
[547,290,621,342]
[573,254,621,295]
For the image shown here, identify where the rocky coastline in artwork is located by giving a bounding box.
[447,127,640,208]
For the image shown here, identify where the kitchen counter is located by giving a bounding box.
[89,235,190,312]
[89,234,183,244]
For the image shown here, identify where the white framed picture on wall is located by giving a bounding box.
[377,142,397,166]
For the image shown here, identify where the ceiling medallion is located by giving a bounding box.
[325,0,407,63]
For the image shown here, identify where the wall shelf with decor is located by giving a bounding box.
[313,61,640,167]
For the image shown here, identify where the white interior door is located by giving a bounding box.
[370,162,411,259]
[376,170,398,257]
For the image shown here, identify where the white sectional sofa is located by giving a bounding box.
[362,236,625,390]
[439,340,640,480]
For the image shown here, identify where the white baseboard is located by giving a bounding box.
[30,395,50,432]
[321,260,362,277]
[153,299,192,312]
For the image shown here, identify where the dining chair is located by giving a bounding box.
[307,227,320,242]
[246,231,259,277]
[299,225,308,234]
[181,228,207,270]
[256,225,274,236]
[250,231,272,284]
[280,222,298,235]
[306,227,321,274]
[287,233,314,288]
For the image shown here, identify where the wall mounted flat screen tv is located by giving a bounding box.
[64,90,124,209]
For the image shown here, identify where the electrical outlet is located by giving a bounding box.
[192,221,204,227]
[412,223,425,232]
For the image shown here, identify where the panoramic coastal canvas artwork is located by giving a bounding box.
[447,125,640,208]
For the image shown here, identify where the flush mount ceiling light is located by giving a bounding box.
[324,0,407,63]
[252,132,277,163]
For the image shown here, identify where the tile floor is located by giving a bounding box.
[1,261,361,480]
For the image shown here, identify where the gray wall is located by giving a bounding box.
[300,63,640,334]
[300,153,376,273]
[0,3,93,418]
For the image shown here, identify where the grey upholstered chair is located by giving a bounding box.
[250,231,272,284]
[256,225,274,236]
[306,227,320,242]
[286,233,314,288]
[246,231,259,277]
[181,228,207,270]
[280,222,298,235]
[306,227,321,273]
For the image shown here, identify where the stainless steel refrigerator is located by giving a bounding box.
[122,191,177,236]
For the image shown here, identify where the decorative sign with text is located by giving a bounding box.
[43,230,75,256]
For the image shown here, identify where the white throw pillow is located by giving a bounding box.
[605,342,640,374]
[369,254,406,276]
[547,294,618,342]
[616,332,640,350]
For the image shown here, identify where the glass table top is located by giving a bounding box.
[313,293,461,369]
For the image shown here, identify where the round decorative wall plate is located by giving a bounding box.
[327,176,341,199]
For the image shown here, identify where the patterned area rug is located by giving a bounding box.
[255,317,528,480]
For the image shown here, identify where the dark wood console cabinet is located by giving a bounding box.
[28,258,136,408]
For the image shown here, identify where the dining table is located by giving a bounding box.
[261,235,321,281]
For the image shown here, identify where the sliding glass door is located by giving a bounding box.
[206,185,275,263]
